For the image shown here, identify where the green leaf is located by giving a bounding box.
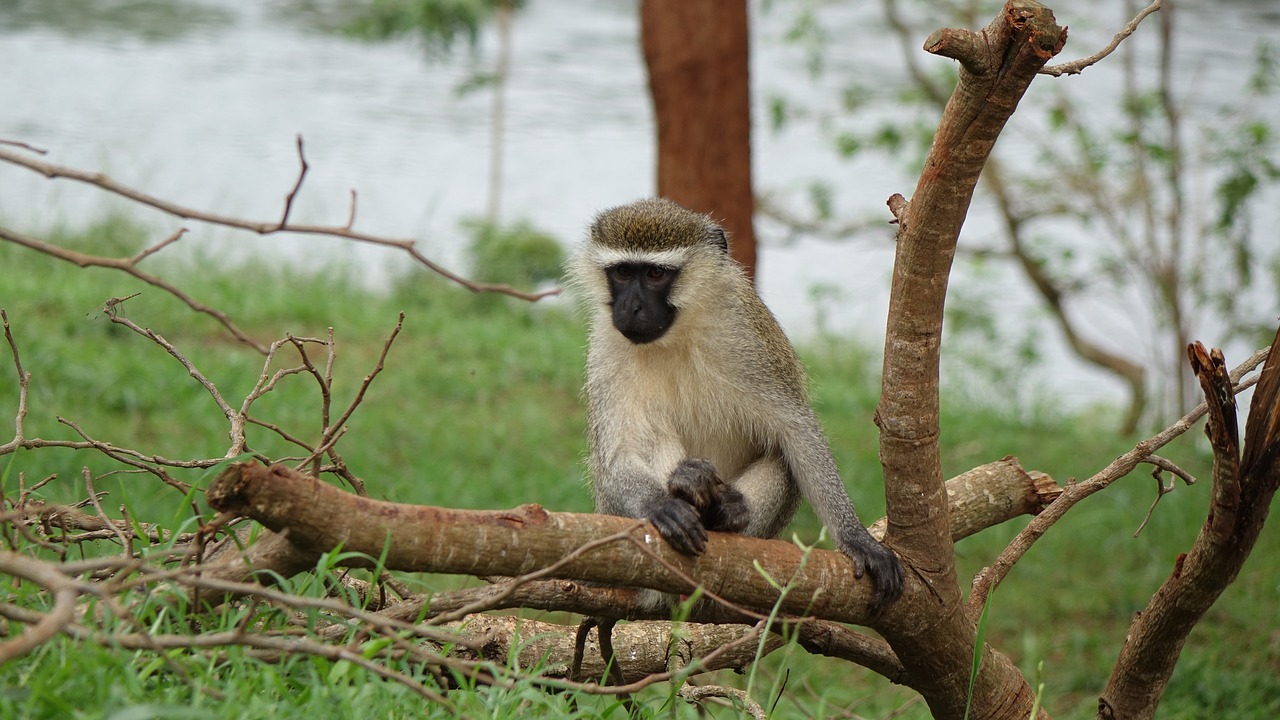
[769,96,789,133]
[835,132,861,158]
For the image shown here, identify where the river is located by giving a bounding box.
[1,0,1276,410]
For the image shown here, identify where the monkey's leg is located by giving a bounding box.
[731,454,802,539]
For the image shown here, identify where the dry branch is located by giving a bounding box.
[1098,333,1280,719]
[0,144,559,315]
[205,458,1057,624]
[453,615,780,686]
[968,341,1274,613]
[0,225,268,353]
[192,453,1049,691]
[207,462,882,624]
[194,457,1055,692]
[1040,0,1163,77]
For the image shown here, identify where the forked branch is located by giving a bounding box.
[1098,331,1280,719]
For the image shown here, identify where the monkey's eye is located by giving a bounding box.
[611,265,634,281]
[646,266,667,280]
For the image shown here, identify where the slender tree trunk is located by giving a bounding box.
[641,0,758,279]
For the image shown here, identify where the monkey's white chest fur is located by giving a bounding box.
[603,334,766,480]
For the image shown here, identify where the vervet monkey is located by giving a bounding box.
[568,198,904,609]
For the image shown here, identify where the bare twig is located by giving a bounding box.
[56,417,192,493]
[345,189,358,230]
[277,135,309,230]
[0,551,83,662]
[0,138,48,154]
[1040,0,1162,76]
[1133,455,1194,538]
[131,228,187,264]
[1,309,31,453]
[1143,454,1196,486]
[297,315,403,482]
[0,225,268,353]
[0,586,76,663]
[83,469,132,550]
[969,342,1273,612]
[0,146,561,303]
[679,684,767,720]
[424,524,649,626]
[105,310,238,433]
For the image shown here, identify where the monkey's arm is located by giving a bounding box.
[781,416,905,609]
[589,425,714,555]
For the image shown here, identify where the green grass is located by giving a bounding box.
[1,215,1277,718]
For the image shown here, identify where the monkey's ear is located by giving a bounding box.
[709,227,729,253]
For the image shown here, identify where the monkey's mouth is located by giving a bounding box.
[618,322,671,345]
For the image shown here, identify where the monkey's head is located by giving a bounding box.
[568,198,736,345]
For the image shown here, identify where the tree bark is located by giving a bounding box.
[204,458,1057,692]
[641,0,758,278]
[206,458,1055,628]
[875,2,1066,717]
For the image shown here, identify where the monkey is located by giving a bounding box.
[566,197,904,610]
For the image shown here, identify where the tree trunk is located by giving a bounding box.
[641,0,758,279]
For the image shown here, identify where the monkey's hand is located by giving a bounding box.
[839,531,905,611]
[667,458,750,534]
[647,496,707,555]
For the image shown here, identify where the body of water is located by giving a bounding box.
[2,0,1276,411]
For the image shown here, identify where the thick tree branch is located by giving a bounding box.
[199,458,1055,689]
[875,1,1064,716]
[204,459,1055,614]
[207,462,882,625]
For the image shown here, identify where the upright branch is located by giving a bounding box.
[1098,330,1280,719]
[876,1,1064,716]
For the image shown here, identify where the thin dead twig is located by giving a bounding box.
[425,524,649,626]
[1,309,32,453]
[1040,0,1163,76]
[968,342,1272,612]
[0,225,268,353]
[295,314,404,490]
[277,134,308,230]
[0,144,560,304]
[106,309,238,431]
[0,586,77,664]
[0,138,48,154]
[679,684,767,720]
[1133,455,1196,537]
[83,469,132,551]
[55,417,192,493]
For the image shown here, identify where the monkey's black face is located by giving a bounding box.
[605,262,679,344]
